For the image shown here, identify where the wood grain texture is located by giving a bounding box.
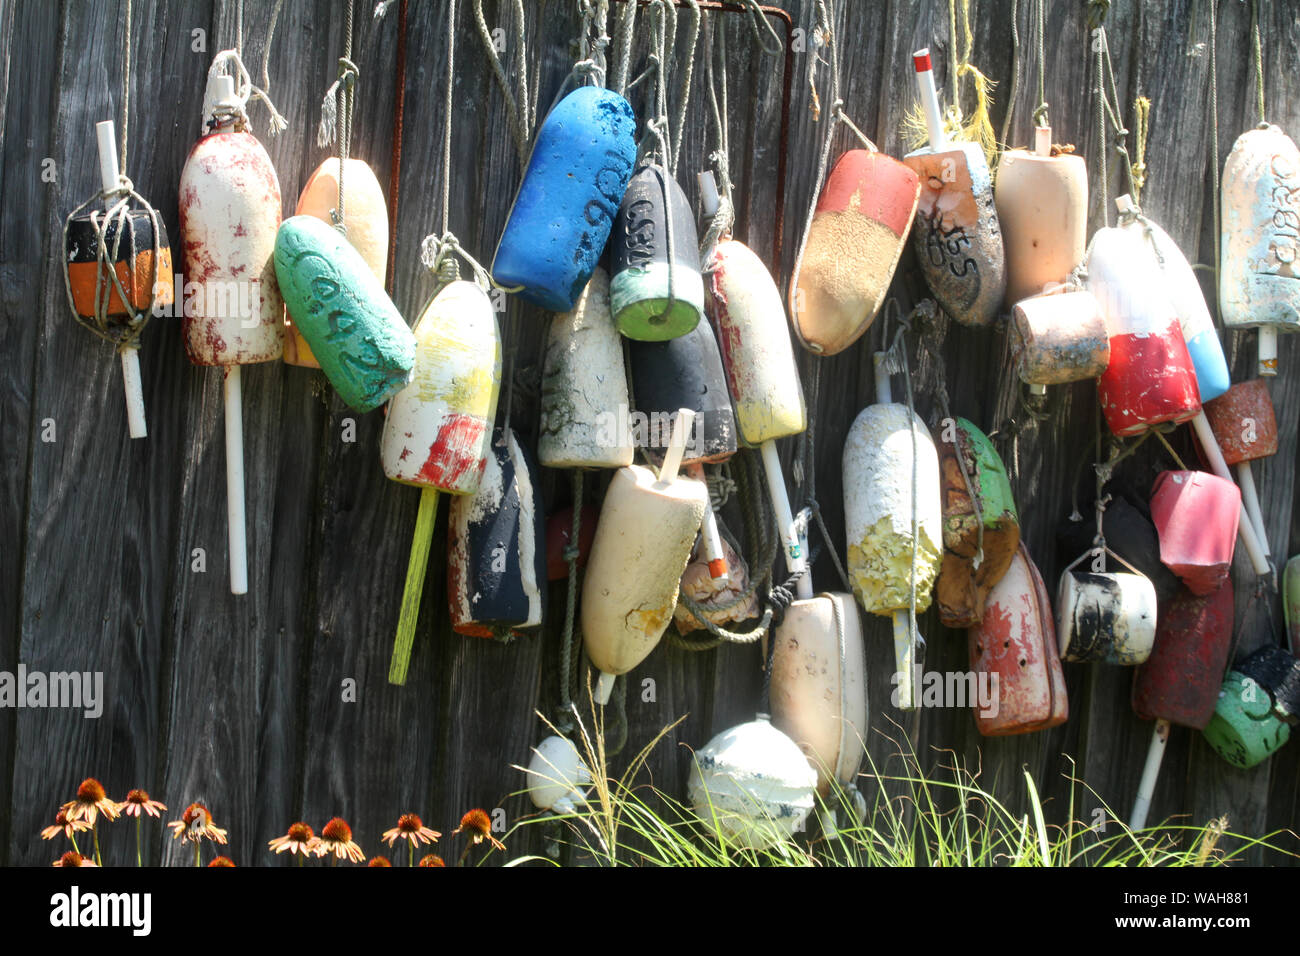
[3,0,1300,866]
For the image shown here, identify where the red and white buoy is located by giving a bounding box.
[179,70,285,595]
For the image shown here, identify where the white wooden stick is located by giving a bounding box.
[760,440,806,576]
[1034,125,1052,157]
[96,120,148,439]
[1237,461,1271,560]
[1190,411,1270,576]
[892,611,918,710]
[688,462,730,582]
[796,527,814,600]
[912,49,947,151]
[1129,719,1170,830]
[1259,326,1278,377]
[225,366,248,595]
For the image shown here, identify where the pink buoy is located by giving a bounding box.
[1149,471,1241,596]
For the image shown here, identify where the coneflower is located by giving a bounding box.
[453,808,506,864]
[167,802,228,867]
[367,855,393,867]
[52,851,97,867]
[207,856,237,867]
[418,854,446,867]
[61,778,121,865]
[381,813,441,867]
[268,822,318,865]
[314,817,365,864]
[40,809,92,855]
[120,790,167,867]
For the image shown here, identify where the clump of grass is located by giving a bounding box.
[506,711,1298,868]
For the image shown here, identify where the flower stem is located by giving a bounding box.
[194,840,201,868]
[408,840,414,867]
[70,831,81,856]
[93,822,102,867]
[297,851,304,867]
[457,843,472,867]
[136,817,142,867]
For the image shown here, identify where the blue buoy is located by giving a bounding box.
[492,87,637,312]
[1185,329,1231,404]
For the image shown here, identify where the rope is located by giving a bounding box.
[669,0,702,177]
[1090,25,1140,214]
[385,0,408,296]
[699,14,734,261]
[440,0,456,237]
[1095,21,1108,225]
[556,471,584,734]
[1032,0,1048,128]
[1252,0,1265,125]
[121,0,132,168]
[203,49,288,137]
[318,0,358,232]
[1131,96,1150,206]
[800,360,853,592]
[610,0,637,94]
[999,0,1019,152]
[1209,0,1221,300]
[473,0,533,175]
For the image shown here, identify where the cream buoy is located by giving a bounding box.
[902,49,1006,327]
[287,158,389,367]
[382,278,502,684]
[1220,124,1300,377]
[994,127,1087,307]
[705,237,808,577]
[843,351,943,709]
[179,70,285,595]
[525,735,592,814]
[581,409,709,704]
[688,715,818,851]
[538,267,634,470]
[1010,287,1109,394]
[1056,545,1157,666]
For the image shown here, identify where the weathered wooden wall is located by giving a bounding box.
[2,0,1299,866]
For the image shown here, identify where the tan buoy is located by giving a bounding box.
[1220,124,1300,376]
[581,410,708,703]
[771,571,867,830]
[1011,287,1109,393]
[538,267,634,470]
[287,158,389,367]
[789,149,920,354]
[994,127,1087,307]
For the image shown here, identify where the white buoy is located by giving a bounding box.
[525,735,592,814]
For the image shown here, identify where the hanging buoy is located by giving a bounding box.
[539,268,634,470]
[1129,580,1235,829]
[286,157,389,367]
[995,126,1087,307]
[179,71,285,595]
[545,505,598,582]
[274,214,415,412]
[1011,288,1109,393]
[1203,646,1299,768]
[525,735,592,814]
[382,279,502,684]
[447,427,546,639]
[933,416,1020,627]
[492,87,638,311]
[770,592,868,795]
[706,238,807,575]
[1057,497,1181,606]
[673,523,758,634]
[902,49,1006,327]
[64,120,174,439]
[581,410,708,703]
[968,544,1067,735]
[1120,209,1230,402]
[790,149,920,354]
[1133,582,1234,730]
[1220,124,1300,377]
[1085,201,1201,436]
[1148,470,1240,596]
[1203,380,1278,563]
[843,351,943,709]
[1056,548,1157,665]
[610,164,704,341]
[687,715,818,851]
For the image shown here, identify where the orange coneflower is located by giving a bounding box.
[120,790,167,867]
[269,822,319,864]
[167,802,228,867]
[61,778,121,865]
[53,851,97,867]
[418,854,446,867]
[207,856,236,867]
[381,813,441,866]
[453,808,506,854]
[313,817,365,864]
[367,856,393,867]
[40,809,92,852]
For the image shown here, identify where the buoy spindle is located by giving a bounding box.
[224,366,248,595]
[912,49,946,151]
[1130,719,1170,830]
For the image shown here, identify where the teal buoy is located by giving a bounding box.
[610,164,704,341]
[1203,665,1292,768]
[492,87,637,312]
[274,215,415,412]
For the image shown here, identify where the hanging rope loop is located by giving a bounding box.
[204,48,288,136]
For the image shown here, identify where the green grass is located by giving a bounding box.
[503,710,1299,868]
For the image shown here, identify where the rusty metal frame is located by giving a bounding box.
[609,0,795,268]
